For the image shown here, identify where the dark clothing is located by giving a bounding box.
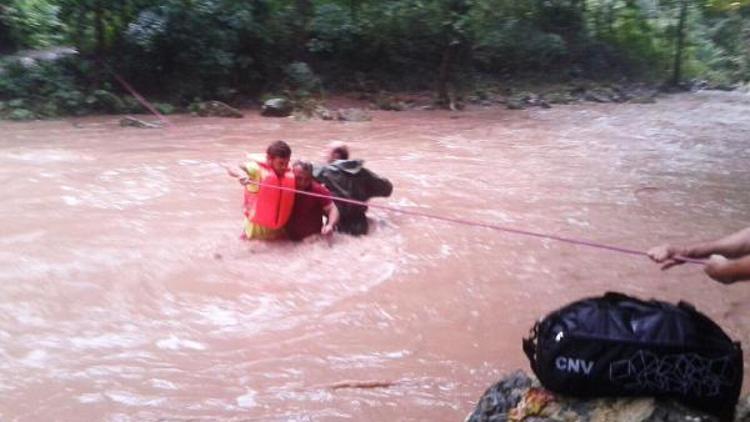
[313,159,393,235]
[286,182,333,241]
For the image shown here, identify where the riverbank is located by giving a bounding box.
[1,64,746,122]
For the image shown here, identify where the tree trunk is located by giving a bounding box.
[94,0,105,56]
[350,0,359,21]
[0,7,14,53]
[295,0,313,62]
[436,41,460,110]
[607,0,615,36]
[94,0,106,87]
[671,0,688,86]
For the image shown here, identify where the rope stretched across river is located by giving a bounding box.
[111,71,702,266]
[239,178,705,266]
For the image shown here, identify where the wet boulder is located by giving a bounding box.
[374,93,409,111]
[192,100,244,118]
[467,371,735,422]
[584,88,615,103]
[543,91,576,105]
[314,105,335,120]
[119,116,163,128]
[261,97,293,117]
[336,108,372,122]
[506,95,527,110]
[629,95,657,104]
[506,93,550,110]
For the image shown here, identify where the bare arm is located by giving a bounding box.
[225,163,252,185]
[648,227,750,262]
[704,254,750,284]
[683,227,750,259]
[321,203,340,235]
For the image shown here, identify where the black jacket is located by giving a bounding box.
[313,159,393,235]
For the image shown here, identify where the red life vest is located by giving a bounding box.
[243,161,296,230]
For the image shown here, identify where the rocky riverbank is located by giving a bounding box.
[467,371,750,422]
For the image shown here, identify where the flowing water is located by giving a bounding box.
[1,91,749,420]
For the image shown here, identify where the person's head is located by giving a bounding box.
[325,141,349,163]
[292,160,314,190]
[266,140,292,175]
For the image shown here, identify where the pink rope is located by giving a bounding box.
[239,178,705,266]
[107,72,701,267]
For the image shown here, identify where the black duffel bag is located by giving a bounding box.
[523,292,743,417]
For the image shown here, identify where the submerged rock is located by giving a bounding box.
[192,100,244,118]
[119,116,163,128]
[374,93,409,111]
[543,91,576,105]
[629,95,657,104]
[336,108,372,122]
[467,371,740,422]
[261,97,293,117]
[506,93,550,110]
[314,105,335,120]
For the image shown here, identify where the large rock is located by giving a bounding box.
[192,100,243,118]
[119,116,163,128]
[336,108,372,122]
[374,93,409,111]
[467,371,742,422]
[313,105,335,120]
[506,93,550,110]
[543,91,576,105]
[261,97,293,117]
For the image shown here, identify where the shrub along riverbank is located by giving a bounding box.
[1,0,749,120]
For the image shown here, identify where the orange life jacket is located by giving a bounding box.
[244,161,296,230]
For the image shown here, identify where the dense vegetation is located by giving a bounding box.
[0,0,748,119]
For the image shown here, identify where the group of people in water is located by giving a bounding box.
[226,139,749,285]
[226,140,393,242]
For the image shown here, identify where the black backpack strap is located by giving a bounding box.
[677,300,696,312]
[523,322,539,371]
[603,291,636,302]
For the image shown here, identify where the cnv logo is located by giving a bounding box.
[555,356,594,375]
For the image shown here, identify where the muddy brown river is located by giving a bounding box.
[1,91,749,420]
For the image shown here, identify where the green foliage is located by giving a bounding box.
[587,1,672,78]
[91,89,125,113]
[154,102,175,115]
[284,62,321,95]
[1,0,750,119]
[474,20,568,72]
[308,3,360,56]
[1,0,64,49]
[9,108,35,120]
[0,59,79,101]
[0,57,131,117]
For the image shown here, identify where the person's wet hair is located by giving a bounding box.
[292,160,312,173]
[293,159,313,174]
[331,144,349,160]
[267,140,292,159]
